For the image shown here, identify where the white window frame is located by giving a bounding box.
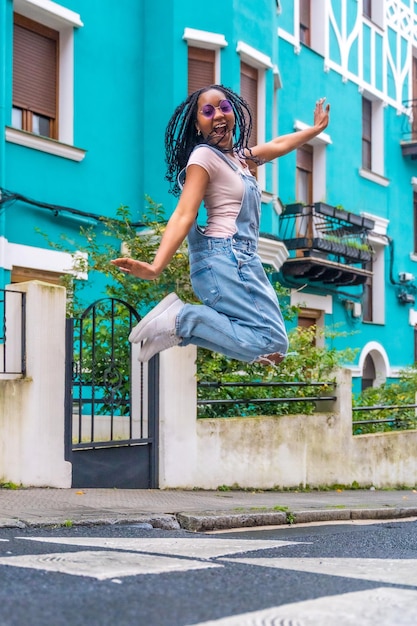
[182,28,227,84]
[359,92,386,182]
[0,237,87,280]
[309,0,326,56]
[410,177,417,262]
[293,119,332,202]
[6,0,85,161]
[363,0,385,31]
[236,41,273,191]
[362,212,389,325]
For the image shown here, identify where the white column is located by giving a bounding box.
[0,281,71,487]
[158,345,198,488]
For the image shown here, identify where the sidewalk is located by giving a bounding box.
[1,488,417,531]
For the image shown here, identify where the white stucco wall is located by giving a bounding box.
[0,281,71,487]
[158,359,417,490]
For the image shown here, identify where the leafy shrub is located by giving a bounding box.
[353,365,417,434]
[197,323,357,418]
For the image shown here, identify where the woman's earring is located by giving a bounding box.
[197,129,201,136]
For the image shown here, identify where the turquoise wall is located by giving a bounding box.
[3,0,144,254]
[276,2,417,374]
[2,0,417,379]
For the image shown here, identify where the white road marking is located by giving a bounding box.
[17,537,302,559]
[187,588,417,626]
[208,516,417,533]
[226,556,417,586]
[0,537,302,580]
[0,550,221,580]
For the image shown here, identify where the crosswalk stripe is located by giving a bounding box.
[187,588,417,626]
[225,556,417,587]
[0,550,221,580]
[17,536,303,558]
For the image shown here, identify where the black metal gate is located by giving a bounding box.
[64,298,159,488]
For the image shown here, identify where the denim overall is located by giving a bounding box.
[176,144,288,362]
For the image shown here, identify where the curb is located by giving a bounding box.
[175,507,417,532]
[1,507,416,532]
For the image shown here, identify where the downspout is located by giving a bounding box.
[0,0,9,288]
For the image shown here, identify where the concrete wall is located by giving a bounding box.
[1,281,416,489]
[158,353,417,490]
[0,281,71,487]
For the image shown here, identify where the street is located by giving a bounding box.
[0,519,416,625]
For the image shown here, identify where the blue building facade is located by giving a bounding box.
[1,0,417,390]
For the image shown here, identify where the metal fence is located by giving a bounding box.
[352,404,417,434]
[197,380,337,418]
[0,289,26,376]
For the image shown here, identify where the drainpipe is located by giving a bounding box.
[0,0,9,289]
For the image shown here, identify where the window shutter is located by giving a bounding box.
[13,14,58,119]
[299,0,311,45]
[362,98,372,169]
[240,62,258,147]
[297,145,313,171]
[188,47,215,95]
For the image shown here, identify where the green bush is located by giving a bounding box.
[197,322,357,418]
[353,365,417,434]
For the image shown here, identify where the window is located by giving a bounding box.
[11,266,64,285]
[363,0,372,20]
[413,54,417,140]
[240,62,258,150]
[362,0,384,28]
[6,0,84,161]
[414,192,417,255]
[362,259,373,322]
[183,28,227,92]
[362,97,372,170]
[13,14,58,139]
[360,95,385,180]
[299,0,311,46]
[415,326,417,363]
[298,314,316,337]
[361,233,386,325]
[236,41,272,188]
[361,353,376,390]
[296,144,313,204]
[188,47,215,95]
[297,309,325,347]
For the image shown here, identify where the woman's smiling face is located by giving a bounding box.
[196,89,235,150]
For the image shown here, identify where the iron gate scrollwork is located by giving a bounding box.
[64,297,159,488]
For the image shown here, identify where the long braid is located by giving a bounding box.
[164,84,258,197]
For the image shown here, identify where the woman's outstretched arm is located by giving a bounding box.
[111,165,209,279]
[247,97,330,164]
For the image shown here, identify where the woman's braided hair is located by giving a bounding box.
[164,84,257,197]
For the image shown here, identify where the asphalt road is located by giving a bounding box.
[0,519,416,625]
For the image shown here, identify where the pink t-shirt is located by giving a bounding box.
[187,146,249,237]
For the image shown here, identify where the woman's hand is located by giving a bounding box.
[313,97,330,132]
[111,257,160,280]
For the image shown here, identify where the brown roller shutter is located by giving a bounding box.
[13,14,58,119]
[240,62,258,147]
[297,144,313,171]
[188,47,215,95]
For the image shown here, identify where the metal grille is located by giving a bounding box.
[65,297,159,488]
[0,289,26,376]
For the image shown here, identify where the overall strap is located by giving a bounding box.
[178,144,239,190]
[192,143,240,172]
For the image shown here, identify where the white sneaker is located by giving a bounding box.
[129,293,184,344]
[137,333,181,362]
